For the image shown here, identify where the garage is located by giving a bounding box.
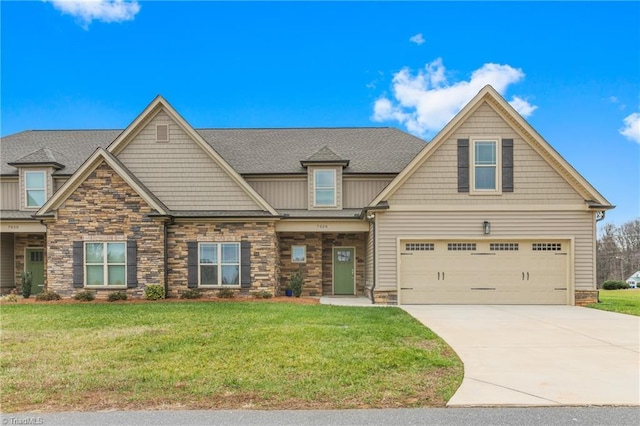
[399,240,569,305]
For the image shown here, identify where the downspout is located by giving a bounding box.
[365,213,376,305]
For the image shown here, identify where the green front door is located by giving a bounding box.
[333,247,355,295]
[25,248,44,295]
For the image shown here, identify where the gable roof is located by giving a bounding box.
[105,95,278,216]
[300,145,350,167]
[371,85,613,208]
[8,147,67,169]
[36,148,170,217]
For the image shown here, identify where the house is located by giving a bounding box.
[0,85,613,305]
[626,272,640,289]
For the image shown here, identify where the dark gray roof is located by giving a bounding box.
[164,210,275,218]
[8,147,68,169]
[1,127,426,176]
[278,209,362,218]
[0,210,37,220]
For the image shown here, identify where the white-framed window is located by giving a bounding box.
[25,171,46,208]
[292,245,306,263]
[199,242,240,286]
[314,169,336,207]
[471,139,501,193]
[85,242,126,287]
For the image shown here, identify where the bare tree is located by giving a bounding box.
[597,218,640,286]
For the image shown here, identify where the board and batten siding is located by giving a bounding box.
[116,110,262,211]
[343,178,393,208]
[246,178,307,209]
[375,210,596,292]
[1,233,15,290]
[389,102,585,206]
[1,180,19,210]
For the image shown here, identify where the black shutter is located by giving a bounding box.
[72,241,84,288]
[457,139,470,192]
[187,242,198,288]
[240,241,251,288]
[502,139,514,192]
[127,240,137,288]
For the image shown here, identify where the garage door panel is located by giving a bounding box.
[400,239,569,305]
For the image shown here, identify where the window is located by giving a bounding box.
[199,243,240,286]
[405,243,434,251]
[472,140,499,193]
[314,169,336,206]
[25,171,46,207]
[490,243,519,251]
[85,242,126,286]
[292,245,306,263]
[447,243,477,251]
[532,243,562,251]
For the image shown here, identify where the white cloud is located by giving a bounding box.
[620,112,640,143]
[47,0,140,28]
[372,58,537,138]
[409,33,425,45]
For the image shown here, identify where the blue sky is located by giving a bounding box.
[1,1,638,228]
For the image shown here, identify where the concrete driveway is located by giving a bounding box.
[401,305,640,406]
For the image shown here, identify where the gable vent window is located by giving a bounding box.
[405,243,434,251]
[156,124,169,142]
[490,243,519,251]
[448,243,476,251]
[532,243,562,251]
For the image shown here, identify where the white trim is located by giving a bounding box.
[83,241,127,289]
[291,245,307,263]
[386,204,588,211]
[313,169,337,208]
[332,246,356,295]
[197,242,241,288]
[470,137,502,195]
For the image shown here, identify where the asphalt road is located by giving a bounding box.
[2,407,639,426]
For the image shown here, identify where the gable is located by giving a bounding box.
[115,110,262,211]
[389,101,584,206]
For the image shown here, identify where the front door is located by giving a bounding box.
[333,247,355,295]
[25,248,44,295]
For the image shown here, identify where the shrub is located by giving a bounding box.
[289,269,304,297]
[108,291,128,302]
[216,288,235,299]
[144,285,165,300]
[35,291,61,301]
[254,290,273,299]
[20,271,33,299]
[602,280,630,290]
[74,291,95,302]
[0,293,18,303]
[180,289,202,299]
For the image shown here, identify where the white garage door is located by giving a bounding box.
[400,240,569,305]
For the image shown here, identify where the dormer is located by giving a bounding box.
[300,146,349,211]
[8,148,66,211]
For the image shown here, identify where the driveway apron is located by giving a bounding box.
[401,305,640,406]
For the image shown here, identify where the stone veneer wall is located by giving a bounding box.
[46,163,165,298]
[278,232,323,296]
[574,290,598,306]
[322,233,366,296]
[167,221,279,298]
[14,233,46,287]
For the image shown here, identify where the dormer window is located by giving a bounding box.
[314,169,336,207]
[25,171,46,208]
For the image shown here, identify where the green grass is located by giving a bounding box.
[588,289,640,316]
[0,302,462,412]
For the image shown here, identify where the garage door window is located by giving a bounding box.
[405,243,434,251]
[448,243,476,251]
[490,243,519,251]
[532,243,562,251]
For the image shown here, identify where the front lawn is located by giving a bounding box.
[0,301,462,412]
[588,289,640,316]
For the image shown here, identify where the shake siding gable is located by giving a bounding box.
[389,102,585,206]
[116,110,263,211]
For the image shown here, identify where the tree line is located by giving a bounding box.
[597,218,640,286]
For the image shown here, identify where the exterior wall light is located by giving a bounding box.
[483,221,491,235]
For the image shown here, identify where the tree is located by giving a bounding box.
[597,219,640,286]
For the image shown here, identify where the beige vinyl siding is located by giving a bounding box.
[116,110,262,211]
[246,178,307,209]
[376,210,595,292]
[343,177,393,208]
[53,177,68,193]
[1,233,15,290]
[307,166,342,210]
[1,179,19,210]
[365,221,375,289]
[389,102,584,206]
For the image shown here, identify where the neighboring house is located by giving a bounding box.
[626,272,640,289]
[0,86,613,305]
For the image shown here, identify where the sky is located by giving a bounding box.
[1,1,639,229]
